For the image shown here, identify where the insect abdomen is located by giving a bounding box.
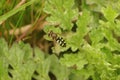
[56,37,66,47]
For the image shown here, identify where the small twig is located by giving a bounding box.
[0,21,4,25]
[16,14,48,42]
[4,24,32,36]
[15,0,26,9]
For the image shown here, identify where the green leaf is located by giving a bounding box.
[60,53,88,70]
[20,60,36,80]
[101,47,114,63]
[10,60,36,80]
[0,57,10,80]
[90,27,104,45]
[114,20,120,36]
[7,43,24,68]
[66,10,90,51]
[34,47,45,63]
[77,10,90,36]
[18,41,33,62]
[49,55,70,80]
[102,26,120,51]
[44,0,78,30]
[0,38,8,56]
[67,32,83,51]
[51,43,69,55]
[101,6,118,22]
[35,53,50,80]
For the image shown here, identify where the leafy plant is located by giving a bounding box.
[43,0,120,80]
[0,0,120,80]
[0,38,71,80]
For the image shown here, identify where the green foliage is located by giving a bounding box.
[1,0,120,80]
[44,0,120,80]
[0,38,70,80]
[0,0,36,22]
[102,6,118,22]
[44,0,78,31]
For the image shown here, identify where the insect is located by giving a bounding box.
[48,31,66,47]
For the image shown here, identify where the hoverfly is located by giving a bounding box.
[48,31,66,47]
